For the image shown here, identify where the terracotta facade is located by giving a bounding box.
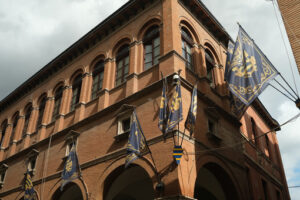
[0,0,290,199]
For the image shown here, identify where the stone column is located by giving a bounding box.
[9,115,23,156]
[39,92,54,141]
[126,41,139,97]
[97,58,113,111]
[74,70,90,123]
[23,105,38,149]
[0,124,12,161]
[54,82,71,133]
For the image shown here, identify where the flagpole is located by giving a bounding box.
[134,110,160,180]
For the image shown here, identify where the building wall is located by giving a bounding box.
[0,0,290,199]
[278,0,300,74]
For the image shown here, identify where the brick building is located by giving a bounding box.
[277,0,300,74]
[0,0,290,199]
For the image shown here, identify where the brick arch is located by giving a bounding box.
[204,41,220,64]
[48,179,88,200]
[52,81,64,95]
[93,156,158,200]
[89,54,106,72]
[70,69,84,84]
[37,93,47,105]
[192,153,243,200]
[112,36,132,57]
[137,16,162,41]
[179,18,200,44]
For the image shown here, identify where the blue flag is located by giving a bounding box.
[225,40,247,118]
[125,111,146,168]
[185,85,197,136]
[166,81,183,132]
[158,77,167,134]
[24,172,35,200]
[227,26,278,105]
[61,145,80,190]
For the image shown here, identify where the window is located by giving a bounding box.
[205,49,216,86]
[118,116,131,136]
[22,104,32,138]
[208,120,215,134]
[91,60,104,100]
[70,74,82,112]
[27,158,36,175]
[276,190,281,200]
[0,121,7,148]
[143,26,160,70]
[26,149,38,176]
[246,167,254,199]
[36,96,47,129]
[262,179,269,200]
[251,118,259,146]
[181,27,193,71]
[10,112,19,144]
[52,86,63,121]
[0,164,8,188]
[65,141,76,157]
[265,135,271,159]
[115,45,129,86]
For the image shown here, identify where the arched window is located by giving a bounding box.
[143,25,160,70]
[22,104,32,138]
[70,74,82,112]
[181,27,194,71]
[52,86,63,121]
[36,96,47,129]
[91,60,104,100]
[0,120,7,147]
[250,117,259,146]
[205,49,215,86]
[115,44,129,86]
[10,112,19,144]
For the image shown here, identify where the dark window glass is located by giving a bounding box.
[70,75,82,111]
[143,26,160,70]
[91,61,104,100]
[276,190,281,200]
[122,118,131,133]
[10,113,19,144]
[251,118,259,146]
[205,49,215,84]
[22,105,32,137]
[52,86,63,121]
[208,120,215,133]
[37,97,47,129]
[0,121,7,147]
[181,28,193,71]
[262,179,269,200]
[115,45,129,86]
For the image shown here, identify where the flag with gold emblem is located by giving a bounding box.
[125,111,146,168]
[61,145,80,190]
[24,171,35,200]
[227,26,278,105]
[158,77,168,135]
[166,80,183,132]
[185,84,197,136]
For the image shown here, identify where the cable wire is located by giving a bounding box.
[271,0,299,96]
[185,112,300,155]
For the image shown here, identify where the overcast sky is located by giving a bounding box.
[0,0,300,198]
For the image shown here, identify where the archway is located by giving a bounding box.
[194,163,239,200]
[52,182,83,200]
[103,164,155,200]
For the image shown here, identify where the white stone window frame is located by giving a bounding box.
[64,130,80,158]
[26,149,39,176]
